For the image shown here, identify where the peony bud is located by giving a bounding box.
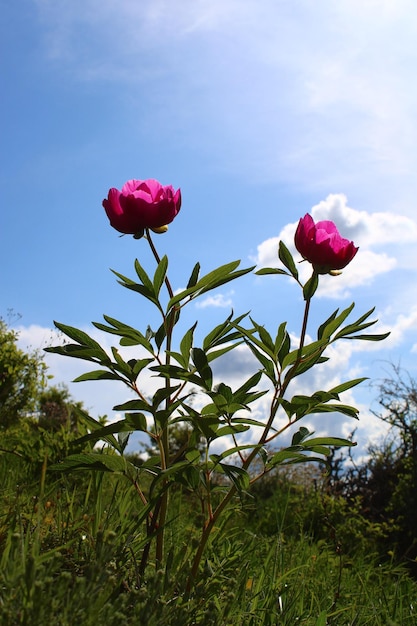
[103,179,181,236]
[294,214,358,274]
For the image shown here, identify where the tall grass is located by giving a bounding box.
[0,449,416,625]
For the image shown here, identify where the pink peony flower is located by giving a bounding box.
[294,214,358,274]
[103,179,181,235]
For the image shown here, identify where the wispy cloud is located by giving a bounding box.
[34,0,417,206]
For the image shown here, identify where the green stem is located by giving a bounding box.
[145,229,176,568]
[280,289,312,398]
[146,229,174,299]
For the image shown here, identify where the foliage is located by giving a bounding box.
[37,385,85,432]
[0,319,47,430]
[0,446,416,625]
[322,366,417,575]
[245,467,392,559]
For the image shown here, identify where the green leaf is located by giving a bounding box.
[342,332,390,341]
[255,267,288,276]
[309,403,360,419]
[72,407,121,451]
[125,412,148,430]
[277,328,291,366]
[153,321,167,350]
[113,399,151,412]
[301,436,356,448]
[234,371,263,399]
[151,385,182,410]
[152,458,199,485]
[151,364,206,388]
[130,357,154,378]
[165,285,200,309]
[303,272,319,300]
[75,416,147,447]
[278,240,299,279]
[52,322,106,352]
[250,318,275,355]
[210,445,254,464]
[233,322,274,358]
[332,307,384,341]
[193,260,239,289]
[215,424,250,438]
[192,415,220,440]
[200,267,255,298]
[328,378,367,395]
[93,318,155,353]
[73,370,123,382]
[187,262,201,288]
[185,448,201,463]
[111,347,132,377]
[153,255,168,297]
[206,342,242,363]
[215,382,233,403]
[191,348,213,390]
[318,303,355,340]
[281,339,327,371]
[245,342,276,381]
[100,315,140,334]
[47,322,111,365]
[289,354,329,378]
[118,335,153,350]
[111,270,158,304]
[49,452,132,474]
[257,446,268,465]
[266,448,326,468]
[317,309,339,340]
[203,311,248,351]
[291,426,311,445]
[45,344,111,366]
[233,417,271,428]
[267,449,306,467]
[179,322,198,368]
[203,312,234,351]
[217,462,250,491]
[134,258,154,291]
[274,322,287,355]
[315,611,328,626]
[167,261,254,309]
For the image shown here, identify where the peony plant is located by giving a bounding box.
[46,178,389,592]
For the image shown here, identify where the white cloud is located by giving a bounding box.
[354,306,417,353]
[195,291,234,309]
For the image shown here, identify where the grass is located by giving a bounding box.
[0,449,416,625]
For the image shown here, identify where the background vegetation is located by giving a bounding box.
[1,320,416,625]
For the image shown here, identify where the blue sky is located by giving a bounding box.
[2,0,417,459]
